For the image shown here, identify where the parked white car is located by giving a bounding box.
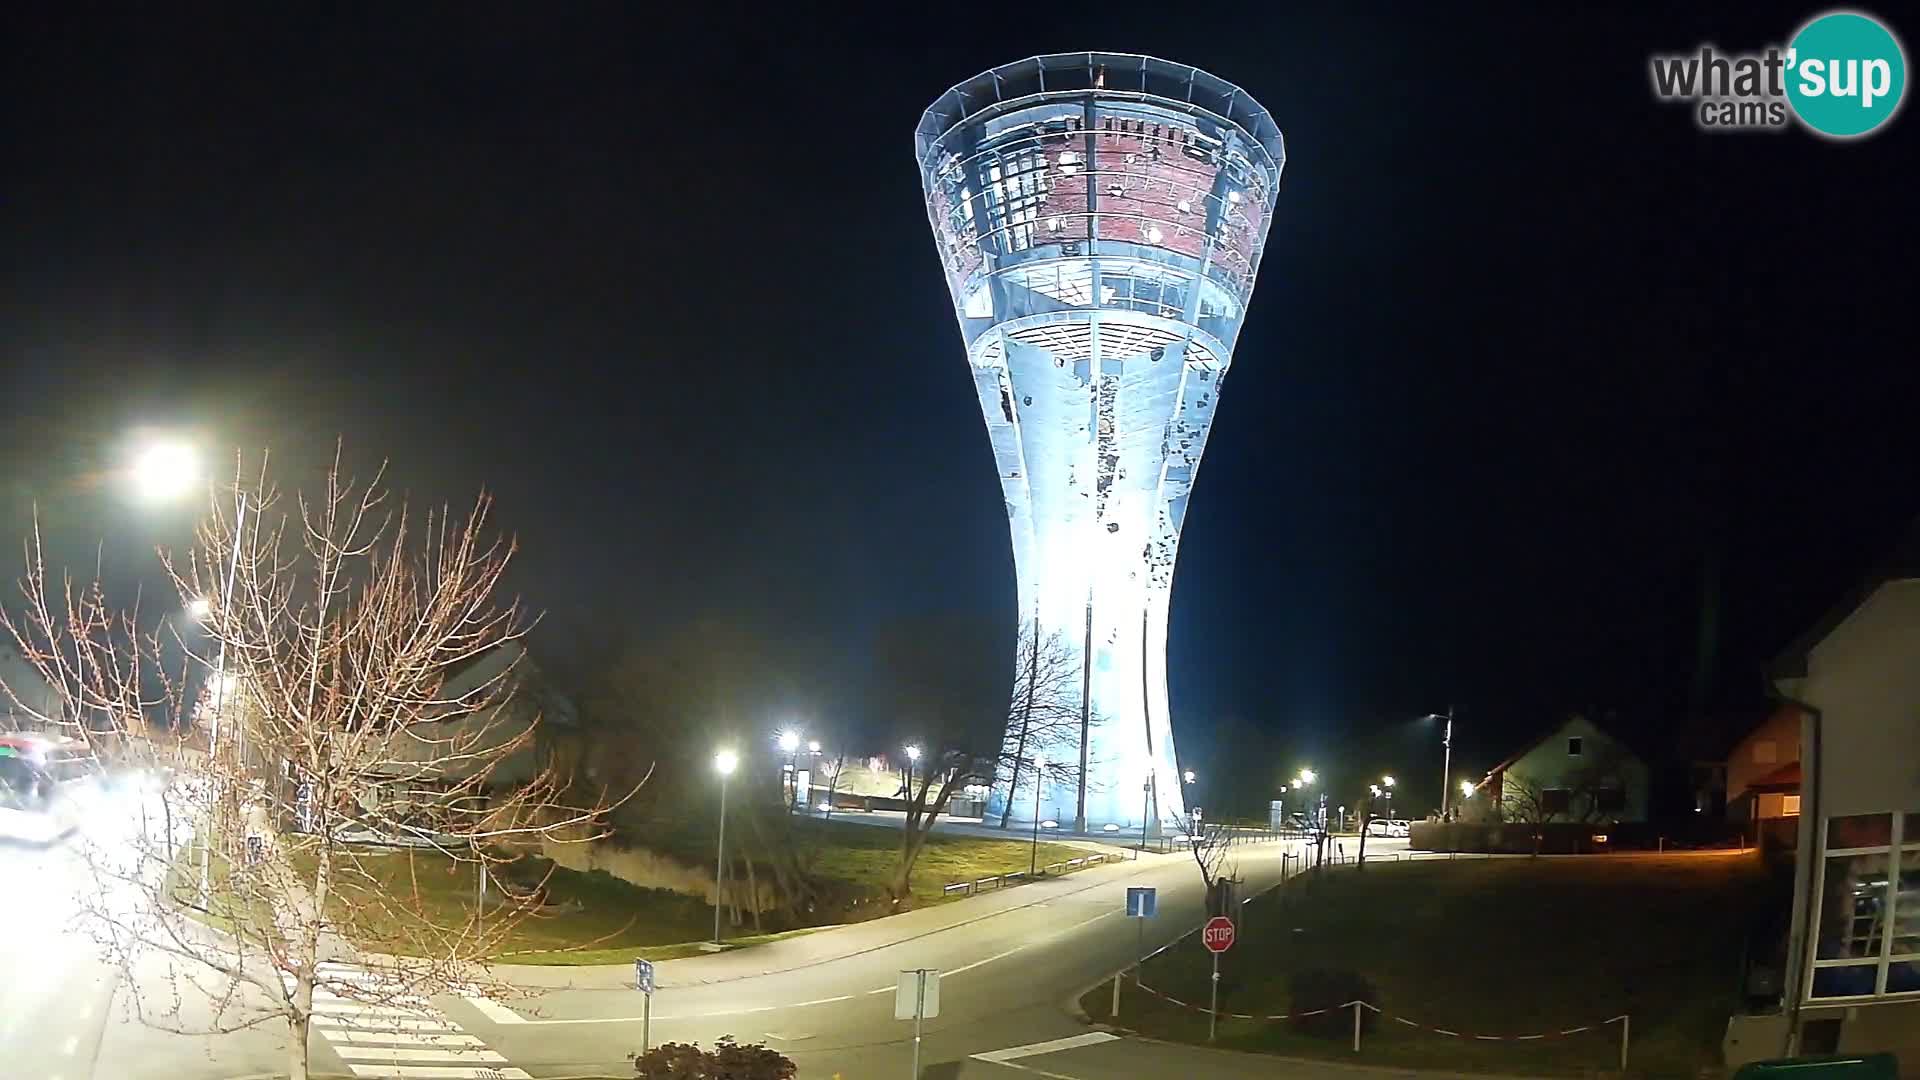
[1366,818,1411,838]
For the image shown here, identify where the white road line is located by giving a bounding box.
[332,1046,507,1063]
[345,1066,531,1079]
[459,993,525,1025]
[330,1031,487,1048]
[313,1015,463,1033]
[971,1032,1120,1063]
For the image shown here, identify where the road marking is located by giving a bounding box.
[971,1032,1119,1063]
[345,1066,531,1079]
[331,1031,487,1048]
[459,994,525,1025]
[332,1046,508,1063]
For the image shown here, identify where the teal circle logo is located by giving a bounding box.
[1786,11,1907,138]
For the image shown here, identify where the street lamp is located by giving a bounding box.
[1029,755,1046,877]
[711,750,738,946]
[135,436,253,901]
[1460,779,1476,799]
[807,740,821,754]
[777,729,801,807]
[131,439,200,504]
[1426,709,1456,819]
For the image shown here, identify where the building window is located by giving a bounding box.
[1809,812,1920,999]
[1543,788,1571,815]
[1783,794,1802,816]
[1567,737,1583,757]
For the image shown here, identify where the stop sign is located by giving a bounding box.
[1201,915,1235,953]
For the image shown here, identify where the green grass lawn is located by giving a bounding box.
[302,818,1089,965]
[795,816,1090,907]
[300,846,729,963]
[1085,854,1779,1077]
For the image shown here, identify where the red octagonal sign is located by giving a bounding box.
[1202,915,1235,953]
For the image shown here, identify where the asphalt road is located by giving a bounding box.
[0,840,121,1080]
[430,835,1416,1079]
[8,799,1416,1080]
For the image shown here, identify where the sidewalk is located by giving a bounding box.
[484,842,1188,990]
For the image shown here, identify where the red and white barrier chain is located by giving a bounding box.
[1131,981,1626,1040]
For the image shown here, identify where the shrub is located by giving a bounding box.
[631,1035,796,1079]
[1285,968,1379,1040]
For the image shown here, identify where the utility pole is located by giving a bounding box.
[1438,707,1455,819]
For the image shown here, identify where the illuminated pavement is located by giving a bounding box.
[7,800,1425,1079]
[442,836,1400,1079]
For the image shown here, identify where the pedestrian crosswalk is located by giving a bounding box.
[292,962,529,1080]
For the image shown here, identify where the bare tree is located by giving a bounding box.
[870,616,1090,903]
[1178,812,1235,906]
[1496,772,1565,856]
[1,448,632,1080]
[995,622,1085,829]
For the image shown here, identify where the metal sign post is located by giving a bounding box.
[634,958,656,1054]
[895,968,940,1079]
[1120,887,1157,1016]
[1202,916,1235,1042]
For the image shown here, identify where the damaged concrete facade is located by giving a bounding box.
[916,54,1284,832]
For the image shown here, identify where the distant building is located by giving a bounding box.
[1768,533,1920,1065]
[1727,703,1805,849]
[1474,714,1652,825]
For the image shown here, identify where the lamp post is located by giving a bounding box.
[138,438,251,902]
[711,750,737,947]
[1427,709,1456,819]
[777,729,801,807]
[1029,756,1046,877]
[1382,775,1396,821]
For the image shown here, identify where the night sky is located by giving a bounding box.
[4,5,1914,812]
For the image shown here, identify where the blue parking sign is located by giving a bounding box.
[634,957,655,995]
[1126,886,1157,918]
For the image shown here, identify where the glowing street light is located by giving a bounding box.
[131,438,201,503]
[1295,769,1316,786]
[777,730,800,754]
[711,749,737,946]
[1382,775,1396,788]
[807,740,821,754]
[904,745,921,762]
[1460,779,1477,799]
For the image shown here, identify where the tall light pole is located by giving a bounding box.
[138,438,252,901]
[711,749,737,947]
[1428,709,1456,819]
[1029,755,1046,877]
[777,729,801,807]
[1382,775,1396,820]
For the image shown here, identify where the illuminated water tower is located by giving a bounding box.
[915,54,1285,832]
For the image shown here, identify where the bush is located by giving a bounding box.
[1285,968,1378,1040]
[632,1036,796,1079]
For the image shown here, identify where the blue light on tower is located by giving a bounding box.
[916,55,1285,833]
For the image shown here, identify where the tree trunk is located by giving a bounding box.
[823,752,845,822]
[287,976,313,1080]
[999,620,1042,830]
[1356,810,1370,869]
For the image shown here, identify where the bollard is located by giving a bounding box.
[1111,972,1122,1018]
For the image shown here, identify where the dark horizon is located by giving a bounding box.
[3,5,1915,814]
